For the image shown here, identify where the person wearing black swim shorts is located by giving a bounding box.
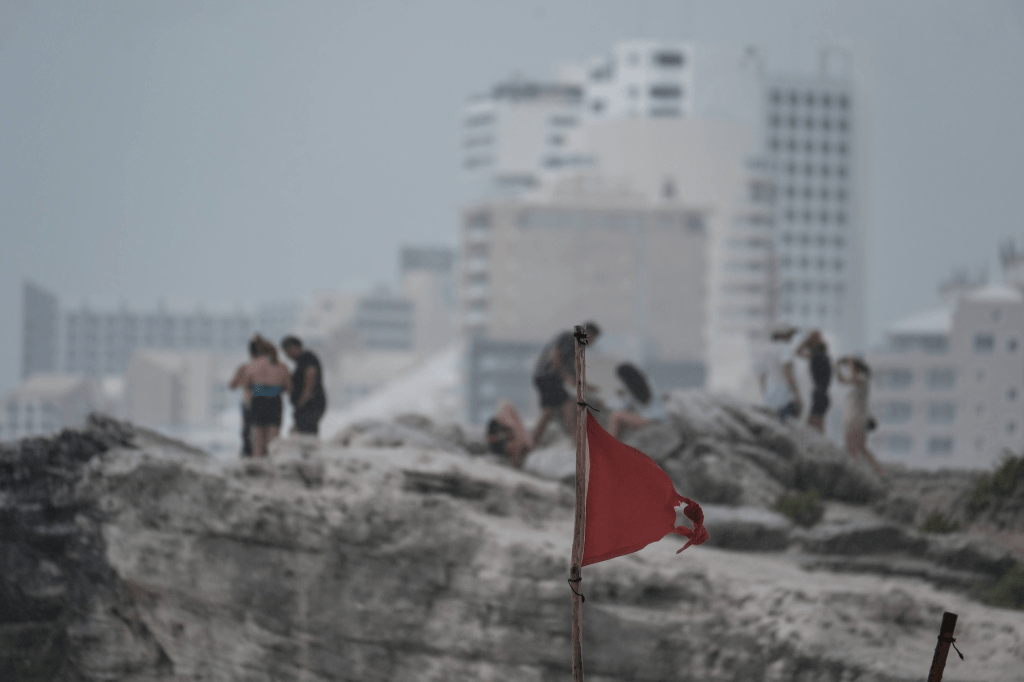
[236,336,291,458]
[797,330,832,433]
[281,336,327,436]
[531,321,601,445]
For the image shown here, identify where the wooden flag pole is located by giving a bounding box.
[927,612,961,682]
[569,324,588,682]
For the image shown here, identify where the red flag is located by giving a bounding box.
[582,412,708,566]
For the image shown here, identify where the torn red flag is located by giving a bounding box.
[582,412,708,566]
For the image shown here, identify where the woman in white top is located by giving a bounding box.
[607,363,667,438]
[836,356,885,478]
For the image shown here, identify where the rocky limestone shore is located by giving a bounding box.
[2,393,1023,681]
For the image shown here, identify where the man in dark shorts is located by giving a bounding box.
[796,329,832,432]
[281,336,327,436]
[531,321,601,444]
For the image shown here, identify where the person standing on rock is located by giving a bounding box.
[755,325,802,422]
[836,356,885,478]
[232,336,291,458]
[281,336,327,436]
[796,329,832,433]
[228,336,262,457]
[531,322,601,445]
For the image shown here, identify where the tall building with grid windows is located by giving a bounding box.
[764,47,868,352]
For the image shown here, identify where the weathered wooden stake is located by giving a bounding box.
[927,611,959,682]
[569,324,588,682]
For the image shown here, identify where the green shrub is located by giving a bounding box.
[775,488,824,528]
[970,473,993,512]
[918,511,961,534]
[970,453,1023,513]
[985,563,1024,610]
[992,455,1023,495]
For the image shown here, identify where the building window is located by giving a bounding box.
[974,333,995,353]
[654,51,684,67]
[1008,338,1018,353]
[878,401,912,424]
[881,434,912,453]
[1008,421,1017,434]
[1008,388,1018,402]
[927,436,954,456]
[649,84,682,99]
[877,368,913,389]
[926,368,956,389]
[591,99,606,113]
[464,113,495,127]
[927,402,956,424]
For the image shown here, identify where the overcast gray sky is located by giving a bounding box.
[2,0,1023,395]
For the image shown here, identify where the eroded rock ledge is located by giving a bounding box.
[1,409,1022,681]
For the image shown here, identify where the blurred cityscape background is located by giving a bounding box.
[2,1,1024,471]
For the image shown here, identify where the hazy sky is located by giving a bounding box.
[2,0,1023,395]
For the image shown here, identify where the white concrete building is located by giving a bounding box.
[53,294,300,377]
[401,247,458,355]
[0,374,95,441]
[332,350,425,408]
[22,280,59,379]
[564,40,695,122]
[461,80,585,192]
[458,40,869,404]
[764,46,869,352]
[124,350,225,430]
[867,285,1024,470]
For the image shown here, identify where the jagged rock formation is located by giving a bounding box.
[2,401,1023,681]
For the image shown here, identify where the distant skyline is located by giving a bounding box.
[2,1,1023,394]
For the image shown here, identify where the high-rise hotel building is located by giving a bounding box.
[763,48,867,352]
[458,41,868,415]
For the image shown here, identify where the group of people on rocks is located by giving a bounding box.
[486,321,667,467]
[229,335,326,458]
[486,320,885,479]
[755,324,884,478]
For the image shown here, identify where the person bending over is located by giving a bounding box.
[531,322,601,445]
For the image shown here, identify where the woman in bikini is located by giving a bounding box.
[231,336,291,458]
